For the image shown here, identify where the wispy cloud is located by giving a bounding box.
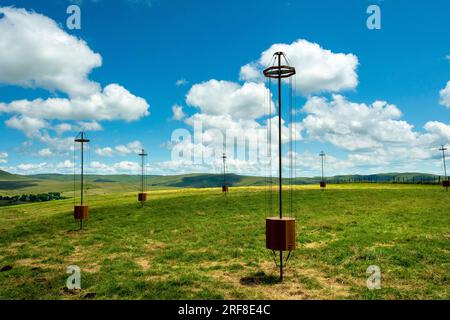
[176,78,188,87]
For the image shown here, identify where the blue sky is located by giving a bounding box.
[0,0,449,176]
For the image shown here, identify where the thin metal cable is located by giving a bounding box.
[86,138,90,204]
[265,79,268,214]
[293,74,298,221]
[268,77,272,216]
[73,140,76,206]
[294,75,297,190]
[289,76,293,217]
[266,77,272,216]
[264,77,268,217]
[145,154,148,194]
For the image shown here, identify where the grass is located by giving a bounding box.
[1,169,443,197]
[0,184,448,299]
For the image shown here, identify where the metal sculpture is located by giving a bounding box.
[263,52,296,281]
[138,149,148,204]
[439,145,449,190]
[74,131,90,230]
[319,151,326,190]
[221,153,228,193]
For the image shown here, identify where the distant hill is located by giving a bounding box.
[0,169,29,181]
[0,169,444,196]
[0,170,41,191]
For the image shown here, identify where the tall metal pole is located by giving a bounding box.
[277,52,282,220]
[75,131,89,230]
[222,153,226,186]
[141,149,145,194]
[320,152,324,182]
[138,149,147,194]
[440,145,448,179]
[138,149,148,201]
[319,151,326,182]
[276,53,283,281]
[80,132,84,205]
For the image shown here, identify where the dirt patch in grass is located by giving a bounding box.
[15,258,56,270]
[294,267,350,298]
[303,242,327,249]
[206,260,352,300]
[6,241,27,255]
[210,267,312,299]
[145,240,167,251]
[136,257,151,271]
[65,245,101,273]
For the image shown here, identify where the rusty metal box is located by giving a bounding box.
[74,205,89,220]
[138,193,147,201]
[266,217,296,251]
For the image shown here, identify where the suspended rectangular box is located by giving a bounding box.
[74,205,89,220]
[138,193,147,201]
[443,180,450,187]
[320,181,326,188]
[222,185,229,192]
[266,217,296,251]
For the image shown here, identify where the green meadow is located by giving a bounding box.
[0,184,448,299]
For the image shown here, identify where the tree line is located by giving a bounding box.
[0,192,64,203]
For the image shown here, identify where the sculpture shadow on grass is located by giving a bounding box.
[0,181,38,190]
[240,271,280,285]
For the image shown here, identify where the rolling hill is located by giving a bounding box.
[0,169,444,196]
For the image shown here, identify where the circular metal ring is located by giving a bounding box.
[263,65,296,79]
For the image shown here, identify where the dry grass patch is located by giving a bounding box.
[136,257,151,271]
[205,260,351,300]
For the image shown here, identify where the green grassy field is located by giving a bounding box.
[0,169,442,197]
[0,184,448,299]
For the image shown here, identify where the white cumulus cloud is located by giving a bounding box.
[77,121,103,131]
[439,81,450,108]
[240,39,358,95]
[56,160,74,169]
[54,123,73,135]
[95,147,114,157]
[0,84,149,122]
[38,148,53,157]
[0,7,101,97]
[0,7,150,147]
[5,116,48,138]
[423,121,450,142]
[176,78,188,86]
[301,95,415,151]
[96,141,144,157]
[0,152,7,164]
[16,162,49,172]
[172,104,186,120]
[115,140,144,155]
[186,80,272,120]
